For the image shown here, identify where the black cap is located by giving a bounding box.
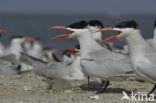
[43,47,52,51]
[115,20,138,29]
[88,20,104,28]
[62,49,71,57]
[75,44,80,49]
[67,21,88,29]
[10,35,23,41]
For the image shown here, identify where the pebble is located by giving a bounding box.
[64,89,73,93]
[23,85,31,91]
[89,95,99,100]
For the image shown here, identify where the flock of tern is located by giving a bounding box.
[0,19,156,96]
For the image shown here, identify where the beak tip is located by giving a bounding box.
[49,37,56,40]
[49,27,55,29]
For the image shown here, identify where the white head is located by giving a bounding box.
[51,21,90,40]
[87,20,104,42]
[97,20,139,43]
[10,36,33,45]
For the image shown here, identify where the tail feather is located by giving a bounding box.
[20,53,48,67]
[52,54,61,62]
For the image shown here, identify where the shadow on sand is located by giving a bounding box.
[80,81,131,94]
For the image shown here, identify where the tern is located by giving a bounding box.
[0,30,21,75]
[88,20,128,54]
[4,36,34,60]
[20,48,86,81]
[26,38,43,60]
[0,54,21,75]
[87,20,111,90]
[4,36,35,72]
[51,21,135,93]
[98,20,156,95]
[147,20,156,49]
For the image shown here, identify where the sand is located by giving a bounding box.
[0,72,155,103]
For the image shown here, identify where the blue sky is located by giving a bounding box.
[0,0,156,15]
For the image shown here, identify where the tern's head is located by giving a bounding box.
[50,21,89,40]
[34,37,42,44]
[0,29,5,38]
[10,36,33,44]
[75,44,80,50]
[87,20,104,42]
[87,20,104,32]
[0,29,4,34]
[98,20,139,43]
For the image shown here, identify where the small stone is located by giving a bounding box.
[13,75,22,79]
[23,85,31,91]
[64,89,73,93]
[89,95,99,100]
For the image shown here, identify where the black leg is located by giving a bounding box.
[148,84,156,96]
[100,80,106,87]
[96,81,110,94]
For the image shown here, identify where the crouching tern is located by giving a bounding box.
[20,48,86,81]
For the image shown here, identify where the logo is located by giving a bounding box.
[121,91,155,102]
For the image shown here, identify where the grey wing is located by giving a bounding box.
[0,56,20,75]
[81,59,133,80]
[32,62,62,77]
[137,61,156,82]
[0,54,19,65]
[86,50,133,77]
[89,49,130,63]
[20,53,47,68]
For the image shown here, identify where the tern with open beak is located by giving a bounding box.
[98,20,156,96]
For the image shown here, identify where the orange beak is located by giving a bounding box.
[0,29,5,34]
[24,37,34,42]
[66,48,79,55]
[97,27,122,44]
[49,26,74,40]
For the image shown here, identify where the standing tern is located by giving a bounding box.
[98,20,156,95]
[4,36,34,60]
[0,30,21,75]
[4,36,35,72]
[26,38,43,60]
[51,21,135,93]
[87,20,111,90]
[88,20,128,54]
[147,20,156,49]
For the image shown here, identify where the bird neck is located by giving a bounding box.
[10,41,23,52]
[93,32,102,42]
[152,27,156,48]
[77,31,104,59]
[125,30,150,57]
[32,43,42,52]
[9,42,23,60]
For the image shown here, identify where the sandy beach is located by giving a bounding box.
[0,72,155,103]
